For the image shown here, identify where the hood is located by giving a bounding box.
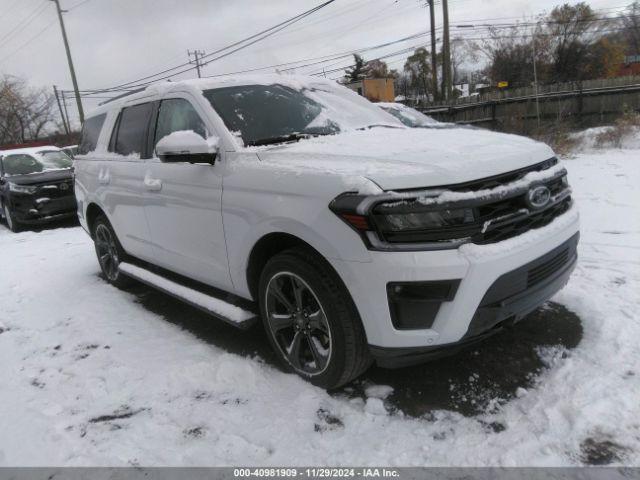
[255,127,555,190]
[5,169,73,186]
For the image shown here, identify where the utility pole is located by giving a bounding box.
[427,0,438,102]
[51,0,84,124]
[53,85,70,135]
[188,49,205,78]
[62,90,71,133]
[532,33,541,129]
[441,0,452,100]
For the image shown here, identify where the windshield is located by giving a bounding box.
[2,151,72,176]
[202,81,401,146]
[379,104,437,128]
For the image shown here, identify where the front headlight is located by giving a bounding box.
[375,205,476,232]
[329,192,478,250]
[9,183,37,194]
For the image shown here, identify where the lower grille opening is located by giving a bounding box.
[527,248,570,288]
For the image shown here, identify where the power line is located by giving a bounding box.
[0,0,28,20]
[68,0,93,11]
[0,0,48,46]
[0,18,56,65]
[65,4,638,97]
[83,0,337,95]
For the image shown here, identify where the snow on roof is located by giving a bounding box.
[0,145,61,156]
[88,74,342,117]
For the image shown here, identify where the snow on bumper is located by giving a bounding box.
[330,206,580,349]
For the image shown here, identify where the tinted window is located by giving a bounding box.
[203,85,337,146]
[78,113,106,154]
[154,98,207,148]
[111,103,153,157]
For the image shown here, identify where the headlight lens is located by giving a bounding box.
[9,183,37,194]
[374,204,476,232]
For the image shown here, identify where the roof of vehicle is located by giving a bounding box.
[0,145,62,156]
[88,74,351,118]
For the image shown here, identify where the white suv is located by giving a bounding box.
[74,75,579,389]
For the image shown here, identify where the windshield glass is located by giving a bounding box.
[2,151,72,176]
[202,81,400,146]
[379,104,437,127]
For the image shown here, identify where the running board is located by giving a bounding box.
[118,262,258,330]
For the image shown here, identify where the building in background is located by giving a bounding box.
[617,55,640,76]
[345,78,395,102]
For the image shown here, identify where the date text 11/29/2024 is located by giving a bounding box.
[233,468,400,478]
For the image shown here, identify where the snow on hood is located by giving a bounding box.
[255,127,556,190]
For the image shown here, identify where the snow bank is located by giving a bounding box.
[569,126,640,152]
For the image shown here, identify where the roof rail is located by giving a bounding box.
[99,87,148,106]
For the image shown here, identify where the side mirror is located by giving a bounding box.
[156,131,219,164]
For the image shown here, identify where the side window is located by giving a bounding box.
[110,102,153,157]
[154,98,207,149]
[78,113,106,155]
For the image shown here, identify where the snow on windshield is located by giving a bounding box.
[195,75,402,147]
[1,150,72,176]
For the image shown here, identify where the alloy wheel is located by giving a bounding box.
[95,223,120,281]
[265,272,332,376]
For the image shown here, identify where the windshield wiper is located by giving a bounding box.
[246,132,330,147]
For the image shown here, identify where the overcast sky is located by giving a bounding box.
[0,0,626,126]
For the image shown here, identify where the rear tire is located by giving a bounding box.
[259,247,372,389]
[92,214,133,289]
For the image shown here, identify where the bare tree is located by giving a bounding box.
[546,3,602,82]
[618,1,640,54]
[450,37,479,85]
[476,2,626,88]
[0,75,57,145]
[404,47,432,101]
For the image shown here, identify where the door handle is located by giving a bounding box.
[98,170,110,185]
[144,175,162,191]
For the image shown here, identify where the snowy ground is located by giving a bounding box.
[0,146,638,467]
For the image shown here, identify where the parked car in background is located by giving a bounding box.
[0,146,76,232]
[74,75,579,389]
[62,145,78,158]
[377,102,440,127]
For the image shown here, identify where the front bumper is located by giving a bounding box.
[10,194,77,225]
[329,207,580,358]
[370,232,578,368]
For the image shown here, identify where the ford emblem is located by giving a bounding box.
[526,185,551,209]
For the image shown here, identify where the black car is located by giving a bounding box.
[0,148,77,232]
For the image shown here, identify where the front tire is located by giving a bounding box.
[92,214,133,289]
[259,247,372,389]
[2,202,21,233]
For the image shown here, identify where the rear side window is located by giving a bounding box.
[78,113,106,154]
[154,98,207,148]
[110,102,153,157]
